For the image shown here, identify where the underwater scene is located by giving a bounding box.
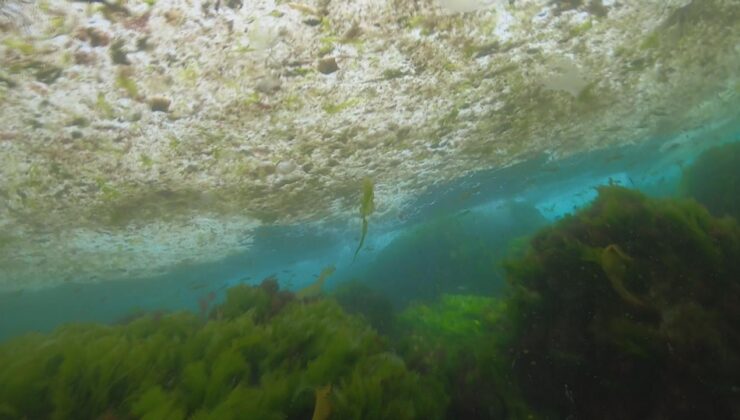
[1,0,740,418]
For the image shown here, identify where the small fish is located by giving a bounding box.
[312,385,332,420]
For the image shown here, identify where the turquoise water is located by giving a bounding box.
[2,0,740,418]
[2,122,737,339]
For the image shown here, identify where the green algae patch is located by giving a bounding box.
[0,279,445,419]
[504,186,740,419]
[322,98,358,115]
[115,68,140,98]
[397,295,534,420]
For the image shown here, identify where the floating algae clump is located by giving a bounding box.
[0,281,445,419]
[504,186,740,419]
[681,141,740,221]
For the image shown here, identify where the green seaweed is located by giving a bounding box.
[504,186,740,418]
[140,153,154,167]
[322,99,358,115]
[0,282,445,419]
[397,295,534,419]
[1,38,35,55]
[96,92,116,118]
[353,178,375,261]
[131,386,185,420]
[115,69,139,98]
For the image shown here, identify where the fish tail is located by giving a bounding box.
[352,218,368,262]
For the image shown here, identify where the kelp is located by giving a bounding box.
[311,384,332,420]
[0,280,445,419]
[353,178,375,262]
[504,186,740,419]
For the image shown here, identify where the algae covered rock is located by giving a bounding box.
[504,186,740,419]
[0,282,445,419]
